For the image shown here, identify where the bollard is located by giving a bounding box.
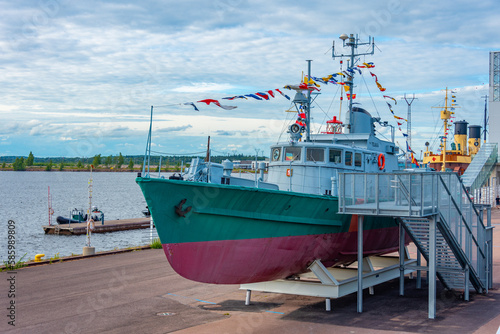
[83,246,95,256]
[34,254,45,262]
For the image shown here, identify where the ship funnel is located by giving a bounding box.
[350,107,374,134]
[468,125,482,155]
[453,120,468,155]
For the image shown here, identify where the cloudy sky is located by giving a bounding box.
[1,0,498,159]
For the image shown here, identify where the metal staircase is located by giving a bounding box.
[339,171,493,295]
[398,218,465,290]
[461,143,498,192]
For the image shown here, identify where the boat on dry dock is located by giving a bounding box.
[136,35,408,284]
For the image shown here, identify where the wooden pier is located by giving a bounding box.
[42,218,152,235]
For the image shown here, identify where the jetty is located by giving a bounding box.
[42,218,152,235]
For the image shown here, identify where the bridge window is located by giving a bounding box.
[306,148,325,162]
[285,147,302,161]
[271,148,281,161]
[345,151,353,166]
[329,149,342,163]
[355,153,362,167]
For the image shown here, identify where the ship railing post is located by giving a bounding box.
[487,205,493,290]
[431,174,435,214]
[408,174,412,217]
[478,206,484,285]
[420,173,424,216]
[357,214,363,313]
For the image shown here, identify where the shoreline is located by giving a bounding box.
[0,245,152,271]
[0,167,256,173]
[0,167,178,173]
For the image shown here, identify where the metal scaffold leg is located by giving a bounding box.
[325,298,331,311]
[464,265,470,301]
[429,215,437,319]
[245,289,251,305]
[416,249,422,289]
[357,215,363,314]
[399,222,405,296]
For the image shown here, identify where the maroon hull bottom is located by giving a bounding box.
[163,226,403,284]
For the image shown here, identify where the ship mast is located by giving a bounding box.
[332,34,374,133]
[432,88,456,172]
[441,89,449,172]
[305,60,312,142]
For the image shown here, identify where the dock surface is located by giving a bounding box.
[3,212,500,333]
[42,217,151,235]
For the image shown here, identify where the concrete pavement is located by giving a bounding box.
[2,211,500,333]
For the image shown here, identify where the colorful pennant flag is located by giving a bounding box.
[370,72,386,92]
[383,95,397,105]
[411,152,420,167]
[357,62,375,68]
[275,88,290,100]
[183,102,199,111]
[255,92,270,100]
[222,95,247,100]
[197,99,237,110]
[245,94,263,100]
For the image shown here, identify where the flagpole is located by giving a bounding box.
[332,34,374,134]
[306,60,312,142]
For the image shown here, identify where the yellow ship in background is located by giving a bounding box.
[422,88,482,175]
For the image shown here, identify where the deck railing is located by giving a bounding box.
[338,171,492,292]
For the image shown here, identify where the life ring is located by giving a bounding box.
[377,153,385,170]
[87,219,95,231]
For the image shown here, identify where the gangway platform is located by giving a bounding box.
[337,171,493,319]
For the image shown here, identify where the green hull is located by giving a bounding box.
[136,177,402,284]
[136,177,397,243]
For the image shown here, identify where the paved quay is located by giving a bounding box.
[2,211,500,333]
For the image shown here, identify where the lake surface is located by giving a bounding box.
[0,171,157,262]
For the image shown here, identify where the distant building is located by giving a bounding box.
[489,51,500,186]
[233,160,252,169]
[489,51,500,146]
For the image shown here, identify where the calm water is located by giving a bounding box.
[0,171,159,262]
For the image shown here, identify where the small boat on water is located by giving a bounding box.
[56,207,103,225]
[142,206,151,217]
[136,34,408,284]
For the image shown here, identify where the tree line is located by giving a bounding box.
[2,151,267,171]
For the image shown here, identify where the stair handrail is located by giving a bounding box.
[437,174,486,259]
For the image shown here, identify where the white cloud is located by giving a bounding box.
[0,0,498,157]
[172,83,236,93]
